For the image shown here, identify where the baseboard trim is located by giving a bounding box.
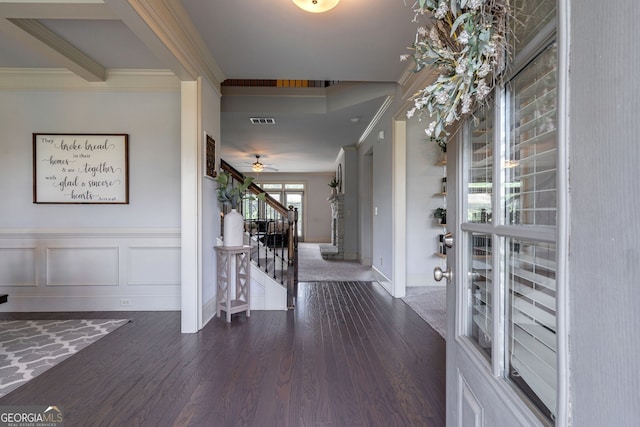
[372,266,393,296]
[202,297,217,327]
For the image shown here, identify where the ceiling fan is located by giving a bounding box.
[247,154,278,172]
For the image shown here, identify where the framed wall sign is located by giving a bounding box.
[205,133,217,179]
[33,133,129,204]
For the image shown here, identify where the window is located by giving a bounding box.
[258,181,305,240]
[507,239,557,419]
[504,41,558,420]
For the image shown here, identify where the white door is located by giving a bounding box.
[439,2,564,426]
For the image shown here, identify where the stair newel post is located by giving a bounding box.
[279,216,285,284]
[272,216,277,279]
[287,206,298,308]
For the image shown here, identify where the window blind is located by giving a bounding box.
[506,40,558,420]
[509,240,557,418]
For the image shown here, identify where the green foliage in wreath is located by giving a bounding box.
[402,0,511,151]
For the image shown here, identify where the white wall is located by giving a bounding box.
[358,112,394,281]
[405,116,447,286]
[339,146,359,260]
[0,71,182,312]
[200,78,222,324]
[358,149,373,266]
[355,82,446,295]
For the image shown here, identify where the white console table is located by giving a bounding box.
[215,245,251,322]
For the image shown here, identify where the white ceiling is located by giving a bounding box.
[0,0,420,173]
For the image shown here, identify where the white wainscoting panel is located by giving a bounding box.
[128,247,181,286]
[0,228,181,311]
[0,247,37,286]
[47,247,119,286]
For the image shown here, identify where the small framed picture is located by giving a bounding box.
[205,133,217,179]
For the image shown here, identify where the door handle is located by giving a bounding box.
[434,267,452,283]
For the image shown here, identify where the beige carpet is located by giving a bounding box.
[402,287,447,339]
[298,243,376,282]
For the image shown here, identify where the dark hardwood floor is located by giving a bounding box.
[0,281,445,426]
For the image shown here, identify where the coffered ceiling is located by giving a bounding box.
[0,0,421,172]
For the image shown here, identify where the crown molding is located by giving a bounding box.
[358,95,393,146]
[0,68,180,92]
[106,0,225,91]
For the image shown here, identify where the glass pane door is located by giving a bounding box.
[285,191,303,240]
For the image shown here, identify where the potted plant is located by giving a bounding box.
[433,207,447,225]
[328,177,339,194]
[215,171,256,210]
[216,172,262,246]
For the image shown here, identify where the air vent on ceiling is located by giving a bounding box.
[250,117,276,125]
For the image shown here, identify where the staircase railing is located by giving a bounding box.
[220,159,298,308]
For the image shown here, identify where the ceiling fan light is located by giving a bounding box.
[292,0,340,13]
[252,155,265,172]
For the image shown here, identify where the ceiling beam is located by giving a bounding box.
[105,0,225,88]
[2,18,105,81]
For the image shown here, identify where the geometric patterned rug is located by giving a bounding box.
[0,319,129,398]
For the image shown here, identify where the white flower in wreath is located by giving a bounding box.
[483,40,496,57]
[456,60,467,75]
[457,30,470,45]
[476,79,491,101]
[434,1,449,19]
[425,121,437,137]
[445,108,456,125]
[468,0,485,10]
[430,26,442,47]
[477,63,491,78]
[461,92,473,114]
[436,90,449,105]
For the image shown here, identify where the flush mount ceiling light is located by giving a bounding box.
[292,0,340,13]
[252,155,265,172]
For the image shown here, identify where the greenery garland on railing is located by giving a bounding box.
[402,0,511,151]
